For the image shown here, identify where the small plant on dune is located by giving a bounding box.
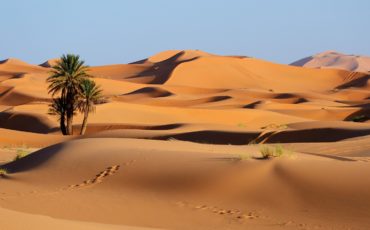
[14,149,31,161]
[260,145,275,159]
[274,144,285,157]
[237,153,252,161]
[259,144,289,159]
[0,168,8,177]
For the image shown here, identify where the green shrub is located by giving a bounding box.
[0,168,8,177]
[274,145,285,157]
[14,149,30,161]
[237,153,252,161]
[260,144,289,159]
[260,145,275,159]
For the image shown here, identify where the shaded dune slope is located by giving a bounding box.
[85,121,370,144]
[0,111,55,133]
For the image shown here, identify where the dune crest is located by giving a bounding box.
[147,50,212,63]
[291,50,370,73]
[0,58,31,66]
[39,58,60,68]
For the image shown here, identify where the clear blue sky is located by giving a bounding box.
[1,0,370,65]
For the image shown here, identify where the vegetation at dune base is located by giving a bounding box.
[47,54,103,135]
[0,168,7,177]
[260,144,288,159]
[14,149,31,161]
[237,144,292,161]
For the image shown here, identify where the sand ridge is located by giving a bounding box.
[291,50,370,73]
[1,50,370,229]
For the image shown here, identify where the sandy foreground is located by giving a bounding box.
[0,50,369,229]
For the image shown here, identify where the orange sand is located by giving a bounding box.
[0,50,369,229]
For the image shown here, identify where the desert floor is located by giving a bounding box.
[0,50,369,229]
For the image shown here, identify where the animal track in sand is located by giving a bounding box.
[67,164,122,189]
[174,201,333,229]
[0,160,137,198]
[67,159,138,190]
[173,201,260,220]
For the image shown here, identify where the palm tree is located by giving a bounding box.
[47,54,90,135]
[48,97,68,135]
[78,79,103,135]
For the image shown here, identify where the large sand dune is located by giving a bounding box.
[291,50,370,73]
[1,50,370,229]
[1,138,370,229]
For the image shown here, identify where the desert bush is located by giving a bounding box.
[274,145,285,157]
[14,149,31,161]
[237,153,252,160]
[0,168,8,177]
[260,145,275,159]
[260,144,288,159]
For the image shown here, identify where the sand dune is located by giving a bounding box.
[1,50,370,229]
[0,206,157,230]
[291,50,370,73]
[0,110,56,133]
[0,58,33,67]
[39,58,60,68]
[0,128,69,147]
[0,58,46,73]
[0,50,368,137]
[1,138,370,229]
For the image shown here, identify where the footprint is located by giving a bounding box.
[67,165,121,189]
[175,201,259,221]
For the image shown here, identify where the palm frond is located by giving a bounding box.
[46,54,90,97]
[78,79,103,114]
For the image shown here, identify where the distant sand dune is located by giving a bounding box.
[291,50,370,73]
[39,58,60,68]
[0,49,368,140]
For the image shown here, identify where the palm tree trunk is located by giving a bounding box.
[66,114,73,135]
[66,92,74,135]
[80,107,89,135]
[60,114,67,135]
